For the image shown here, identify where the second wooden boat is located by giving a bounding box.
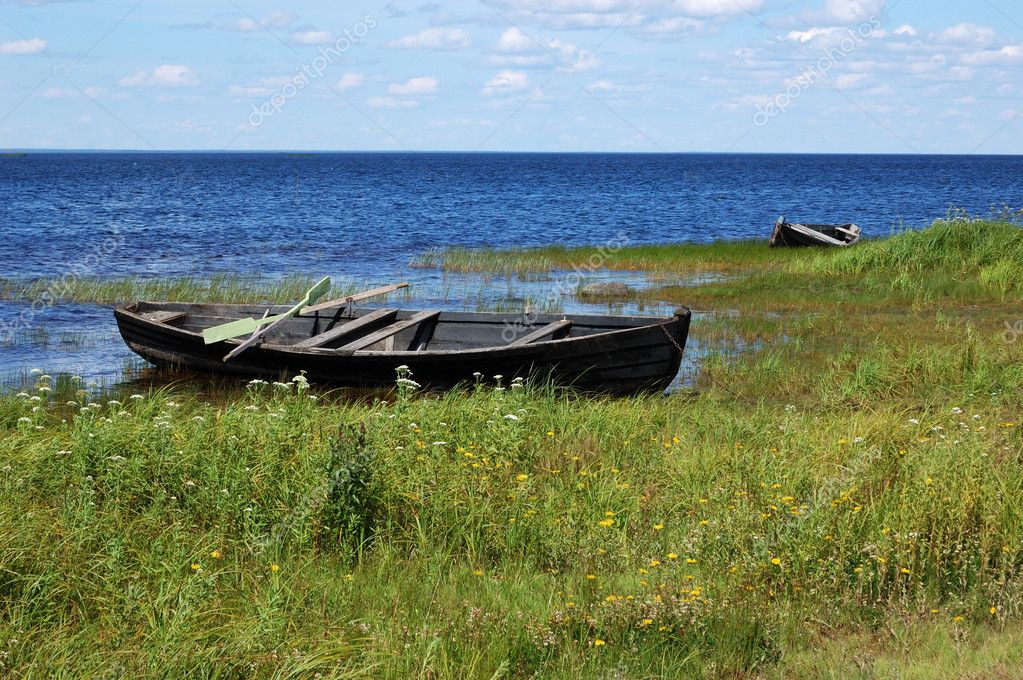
[114,302,692,394]
[770,216,861,247]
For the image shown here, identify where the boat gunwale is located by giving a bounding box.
[115,302,691,358]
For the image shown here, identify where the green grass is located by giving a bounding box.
[421,216,1023,307]
[0,274,361,306]
[3,216,1023,677]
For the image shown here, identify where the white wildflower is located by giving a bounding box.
[17,417,31,425]
[909,418,920,425]
[432,441,448,446]
[503,414,520,421]
[107,455,126,462]
[29,368,42,375]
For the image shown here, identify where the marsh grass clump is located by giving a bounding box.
[315,425,382,556]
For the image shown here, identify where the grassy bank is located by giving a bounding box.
[2,216,1023,678]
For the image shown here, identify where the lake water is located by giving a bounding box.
[2,152,1021,386]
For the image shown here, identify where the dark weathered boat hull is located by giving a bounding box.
[114,304,691,395]
[770,219,861,248]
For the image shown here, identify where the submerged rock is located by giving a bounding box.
[579,282,635,298]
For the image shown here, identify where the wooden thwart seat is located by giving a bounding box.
[143,311,186,326]
[339,310,441,352]
[508,319,573,346]
[293,309,398,349]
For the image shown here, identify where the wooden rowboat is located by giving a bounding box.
[114,302,692,394]
[770,216,861,248]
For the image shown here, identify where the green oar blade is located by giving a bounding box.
[201,276,332,345]
[202,312,288,344]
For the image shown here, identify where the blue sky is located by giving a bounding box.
[1,0,1021,152]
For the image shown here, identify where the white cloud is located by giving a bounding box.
[120,65,200,88]
[367,96,420,109]
[961,44,1023,66]
[893,24,917,37]
[820,0,884,24]
[388,77,439,96]
[225,11,295,32]
[785,27,839,43]
[0,38,47,55]
[337,73,365,91]
[384,27,471,49]
[291,30,332,45]
[481,0,763,31]
[40,87,73,98]
[947,66,974,81]
[934,23,997,45]
[489,32,600,71]
[482,70,529,96]
[227,84,275,98]
[587,79,651,95]
[834,73,869,89]
[496,27,534,52]
[637,17,704,35]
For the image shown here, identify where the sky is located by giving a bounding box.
[0,0,1021,153]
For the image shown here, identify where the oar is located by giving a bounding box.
[299,282,409,316]
[202,276,331,345]
[220,277,332,362]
